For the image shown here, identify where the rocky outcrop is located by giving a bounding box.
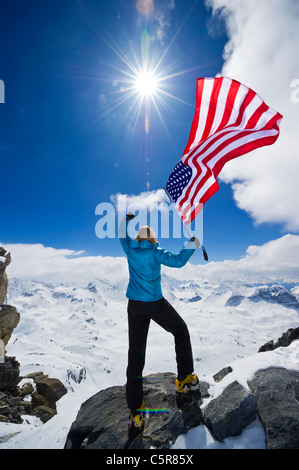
[64,373,209,449]
[0,273,8,306]
[0,357,20,391]
[0,371,67,424]
[258,327,299,352]
[0,305,20,347]
[0,248,11,305]
[203,380,257,442]
[248,367,299,449]
[0,248,19,348]
[0,247,68,424]
[0,248,21,414]
[35,376,68,411]
[65,364,299,450]
[213,365,232,383]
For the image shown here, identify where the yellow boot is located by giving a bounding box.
[129,400,146,428]
[175,374,199,393]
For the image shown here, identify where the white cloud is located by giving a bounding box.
[108,189,184,240]
[206,0,299,231]
[2,234,299,284]
[109,189,168,212]
[152,0,176,44]
[136,0,175,43]
[164,233,299,283]
[2,242,128,282]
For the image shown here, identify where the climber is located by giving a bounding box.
[119,212,201,429]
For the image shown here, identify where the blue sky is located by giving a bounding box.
[0,0,295,264]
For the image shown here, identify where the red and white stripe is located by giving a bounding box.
[177,77,282,224]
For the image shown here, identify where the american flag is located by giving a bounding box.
[165,77,283,225]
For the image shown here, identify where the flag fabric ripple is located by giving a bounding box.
[165,77,283,225]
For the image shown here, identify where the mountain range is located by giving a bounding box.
[0,266,298,448]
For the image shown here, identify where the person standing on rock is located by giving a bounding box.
[119,212,200,428]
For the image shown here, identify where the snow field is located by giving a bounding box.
[0,272,298,449]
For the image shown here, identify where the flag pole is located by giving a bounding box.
[163,187,208,261]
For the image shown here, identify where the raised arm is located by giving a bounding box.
[118,213,135,255]
[154,238,200,268]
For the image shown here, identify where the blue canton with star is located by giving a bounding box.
[165,160,193,203]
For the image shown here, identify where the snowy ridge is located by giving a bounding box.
[0,272,298,449]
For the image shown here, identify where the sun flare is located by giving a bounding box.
[90,15,201,151]
[134,70,158,98]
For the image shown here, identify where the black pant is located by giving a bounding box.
[126,297,194,413]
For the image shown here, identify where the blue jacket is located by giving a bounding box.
[119,219,196,302]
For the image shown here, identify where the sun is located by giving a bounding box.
[97,25,195,126]
[89,19,200,145]
[134,70,158,98]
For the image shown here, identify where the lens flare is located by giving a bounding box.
[135,70,158,97]
[136,0,154,16]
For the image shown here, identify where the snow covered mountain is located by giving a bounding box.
[1,269,299,449]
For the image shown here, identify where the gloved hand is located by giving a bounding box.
[126,212,135,221]
[190,236,201,249]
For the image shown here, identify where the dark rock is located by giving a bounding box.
[0,339,4,364]
[18,382,34,397]
[33,405,57,423]
[188,294,202,302]
[10,406,23,423]
[62,362,299,449]
[213,366,233,383]
[248,367,299,449]
[6,396,21,407]
[0,404,11,415]
[0,305,20,346]
[0,356,21,391]
[203,381,257,442]
[225,295,245,307]
[87,282,97,294]
[0,248,11,268]
[64,372,204,449]
[0,249,66,426]
[18,400,33,414]
[0,397,23,424]
[24,371,46,381]
[0,370,66,425]
[198,380,210,398]
[259,339,274,352]
[31,391,50,408]
[258,327,299,352]
[0,248,11,305]
[0,273,8,306]
[67,367,87,384]
[35,376,67,409]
